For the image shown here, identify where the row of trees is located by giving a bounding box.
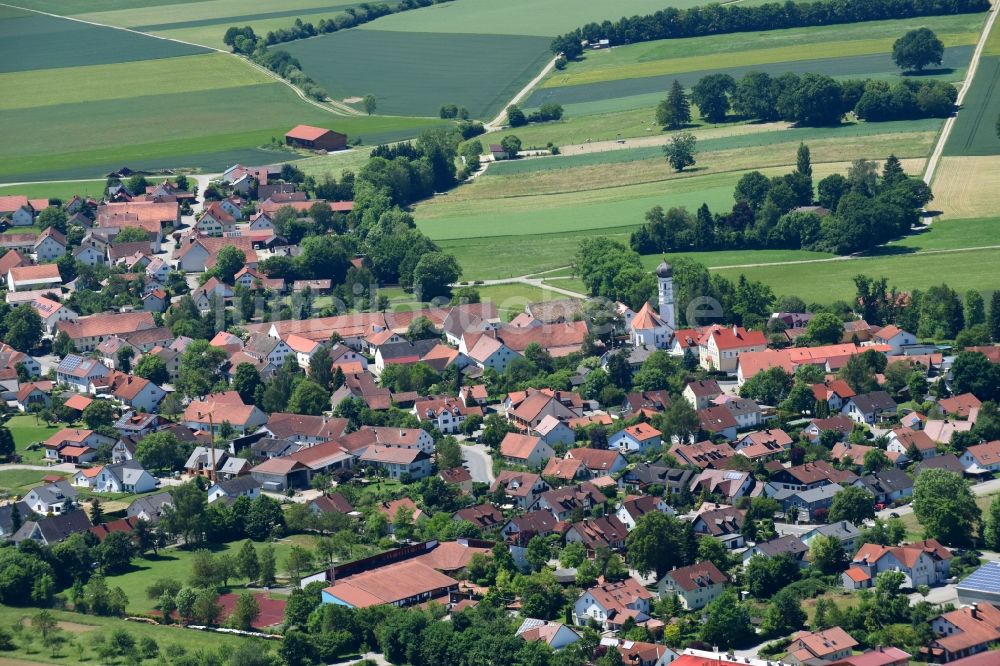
[631,150,932,256]
[658,71,956,129]
[550,0,988,58]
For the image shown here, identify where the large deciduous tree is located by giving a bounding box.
[892,28,944,72]
[912,469,980,546]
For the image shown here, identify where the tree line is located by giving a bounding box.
[658,71,956,129]
[630,148,933,256]
[550,0,988,58]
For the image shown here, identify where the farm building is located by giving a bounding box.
[285,125,347,152]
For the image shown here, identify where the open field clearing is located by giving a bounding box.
[887,216,1000,251]
[0,81,441,181]
[295,148,374,179]
[357,0,693,36]
[0,469,69,495]
[944,56,1000,155]
[713,244,1000,303]
[0,53,269,111]
[527,46,972,110]
[0,180,107,199]
[0,5,206,74]
[0,605,252,665]
[932,156,1000,218]
[283,29,552,118]
[12,0,207,12]
[476,283,579,319]
[545,13,984,87]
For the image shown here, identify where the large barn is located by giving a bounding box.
[284,124,347,151]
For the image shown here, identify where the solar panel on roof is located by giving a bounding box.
[958,561,1000,592]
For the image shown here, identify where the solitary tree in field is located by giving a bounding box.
[500,134,522,159]
[892,28,944,72]
[663,131,697,172]
[362,94,377,115]
[656,80,691,129]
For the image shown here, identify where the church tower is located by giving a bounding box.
[656,261,676,333]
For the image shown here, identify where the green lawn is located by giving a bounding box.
[105,535,322,613]
[0,181,117,200]
[475,283,579,320]
[0,604,263,666]
[887,216,1000,251]
[0,469,70,495]
[284,29,552,119]
[545,13,984,87]
[6,414,63,464]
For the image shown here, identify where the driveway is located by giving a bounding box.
[910,583,958,606]
[461,443,495,485]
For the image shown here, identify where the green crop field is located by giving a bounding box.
[545,13,984,87]
[0,180,107,200]
[944,56,1000,156]
[357,0,694,36]
[283,29,552,118]
[0,6,207,73]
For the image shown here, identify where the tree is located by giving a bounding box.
[412,252,460,301]
[309,346,333,389]
[214,246,246,284]
[82,399,116,430]
[966,290,986,328]
[176,340,228,399]
[134,354,169,385]
[506,104,527,127]
[805,312,844,344]
[230,592,260,631]
[699,592,753,649]
[363,94,376,115]
[99,531,134,574]
[500,134,521,159]
[525,535,551,572]
[809,534,846,574]
[3,305,42,352]
[797,142,813,177]
[745,553,800,598]
[657,80,691,129]
[912,469,981,546]
[259,545,277,586]
[285,546,314,586]
[436,436,463,470]
[625,512,695,578]
[691,73,735,123]
[984,494,1000,551]
[287,380,329,415]
[135,431,185,473]
[859,518,907,546]
[0,426,14,460]
[193,589,222,625]
[862,448,892,475]
[663,131,696,172]
[828,486,876,524]
[232,363,262,405]
[762,588,807,637]
[740,366,792,405]
[175,587,197,623]
[893,27,944,72]
[246,496,285,541]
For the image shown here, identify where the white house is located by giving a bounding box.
[8,264,62,292]
[465,333,519,373]
[616,495,673,530]
[75,461,157,494]
[286,334,322,368]
[30,297,77,335]
[609,423,662,454]
[960,440,1000,473]
[207,476,262,504]
[516,619,581,650]
[56,354,110,391]
[33,228,66,261]
[698,324,767,373]
[533,414,575,447]
[23,480,77,515]
[499,433,555,469]
[73,244,105,267]
[113,375,167,413]
[573,577,654,630]
[842,540,952,590]
[873,325,916,356]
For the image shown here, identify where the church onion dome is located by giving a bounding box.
[656,261,672,278]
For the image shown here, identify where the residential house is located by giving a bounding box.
[621,390,671,419]
[843,539,952,589]
[735,428,793,461]
[657,560,729,610]
[843,391,897,424]
[183,391,267,434]
[574,577,655,630]
[564,515,629,554]
[516,619,581,651]
[33,227,66,261]
[56,311,155,352]
[616,495,674,530]
[924,602,1000,663]
[741,534,809,566]
[16,381,51,412]
[126,492,173,524]
[542,456,588,483]
[499,433,555,469]
[43,428,113,463]
[939,393,982,420]
[73,244,105,266]
[698,324,767,373]
[112,375,166,412]
[358,446,433,480]
[771,483,844,523]
[669,440,735,469]
[804,415,857,443]
[142,289,168,313]
[785,627,859,664]
[620,465,694,498]
[887,427,938,461]
[565,447,628,477]
[925,419,975,445]
[801,521,862,556]
[533,414,576,447]
[0,195,47,226]
[602,639,678,666]
[23,480,77,514]
[501,509,559,545]
[609,423,662,454]
[77,460,157,494]
[490,471,549,510]
[683,380,722,410]
[505,388,582,430]
[185,447,230,479]
[712,394,763,429]
[960,440,1000,473]
[812,380,857,412]
[696,406,738,441]
[257,412,349,445]
[854,469,914,504]
[12,509,90,545]
[540,482,607,521]
[464,333,520,373]
[413,397,482,434]
[691,505,746,549]
[207,476,262,504]
[454,504,504,531]
[873,325,916,356]
[689,470,754,503]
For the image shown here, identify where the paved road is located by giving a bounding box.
[461,443,495,485]
[876,476,1000,521]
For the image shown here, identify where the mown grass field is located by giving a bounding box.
[944,56,1000,155]
[283,29,552,118]
[0,469,70,495]
[105,535,320,612]
[544,13,984,87]
[0,181,107,200]
[0,604,257,666]
[6,414,64,465]
[0,5,206,73]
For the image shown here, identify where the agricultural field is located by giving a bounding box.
[943,55,1000,155]
[283,29,553,118]
[0,5,441,182]
[0,181,106,200]
[930,156,1000,219]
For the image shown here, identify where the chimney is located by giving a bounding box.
[971,603,979,619]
